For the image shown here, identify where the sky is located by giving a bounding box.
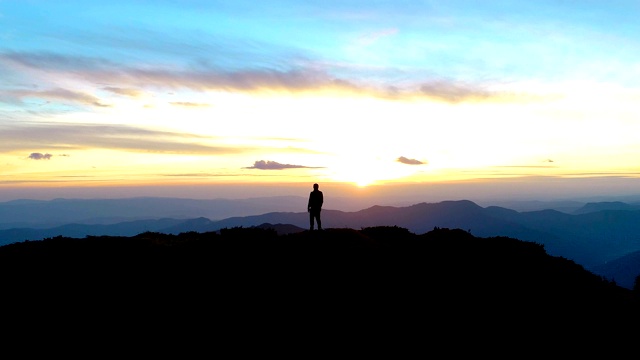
[2,1,640,203]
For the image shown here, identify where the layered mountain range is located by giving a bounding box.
[1,197,640,289]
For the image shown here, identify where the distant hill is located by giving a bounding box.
[573,201,640,214]
[0,196,309,229]
[592,249,640,290]
[2,225,638,341]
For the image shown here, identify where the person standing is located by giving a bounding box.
[307,183,323,231]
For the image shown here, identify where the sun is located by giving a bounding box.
[354,177,376,188]
[327,157,416,188]
[326,171,377,188]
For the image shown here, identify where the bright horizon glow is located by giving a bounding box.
[1,1,640,202]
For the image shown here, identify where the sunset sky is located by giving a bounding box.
[2,1,640,203]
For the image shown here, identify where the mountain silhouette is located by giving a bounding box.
[573,201,640,214]
[2,225,638,347]
[592,249,640,289]
[0,196,308,228]
[4,199,640,290]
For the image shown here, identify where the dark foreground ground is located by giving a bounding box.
[1,226,638,353]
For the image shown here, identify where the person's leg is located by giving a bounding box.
[309,212,314,230]
[317,214,322,230]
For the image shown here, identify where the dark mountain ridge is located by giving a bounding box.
[2,226,638,333]
[4,199,640,290]
[182,200,640,269]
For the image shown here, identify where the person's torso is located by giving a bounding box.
[309,190,323,207]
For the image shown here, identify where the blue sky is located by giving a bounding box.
[2,1,640,202]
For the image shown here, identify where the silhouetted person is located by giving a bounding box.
[308,183,323,230]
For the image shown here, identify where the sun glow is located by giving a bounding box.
[322,154,424,188]
[349,173,379,188]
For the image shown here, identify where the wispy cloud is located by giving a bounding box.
[37,88,109,107]
[170,101,211,107]
[0,123,245,155]
[3,87,110,108]
[1,51,114,71]
[244,160,321,170]
[417,79,494,103]
[1,50,527,104]
[124,67,359,93]
[102,86,143,97]
[397,156,425,165]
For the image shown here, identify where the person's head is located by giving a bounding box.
[313,183,319,190]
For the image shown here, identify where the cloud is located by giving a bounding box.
[8,87,110,107]
[2,50,355,93]
[170,101,211,107]
[123,67,361,94]
[0,123,249,155]
[1,51,113,72]
[397,156,425,165]
[244,160,318,170]
[103,87,142,97]
[28,152,52,160]
[417,80,493,103]
[121,66,509,103]
[1,50,526,104]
